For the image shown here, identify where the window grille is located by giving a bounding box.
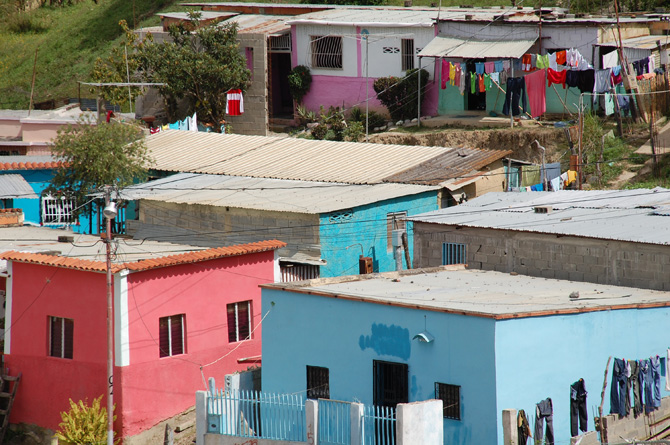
[373,360,408,407]
[435,382,461,420]
[383,47,400,54]
[401,39,415,71]
[159,314,185,358]
[306,365,330,399]
[49,316,74,359]
[41,195,75,225]
[280,263,320,282]
[269,34,291,52]
[310,36,343,69]
[227,301,251,343]
[442,242,466,265]
[386,211,407,252]
[328,209,353,223]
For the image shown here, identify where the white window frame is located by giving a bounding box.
[401,38,415,71]
[41,194,75,225]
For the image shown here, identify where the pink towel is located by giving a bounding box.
[484,61,495,73]
[441,60,449,89]
[525,69,546,118]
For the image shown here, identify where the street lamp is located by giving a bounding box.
[103,188,116,445]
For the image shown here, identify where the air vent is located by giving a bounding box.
[534,206,553,214]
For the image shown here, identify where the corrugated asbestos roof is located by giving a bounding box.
[263,266,670,319]
[383,147,511,186]
[116,172,440,213]
[419,35,537,59]
[408,188,670,245]
[222,14,290,35]
[0,174,38,199]
[0,227,285,273]
[146,130,509,185]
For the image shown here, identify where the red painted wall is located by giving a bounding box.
[6,263,108,430]
[6,250,275,438]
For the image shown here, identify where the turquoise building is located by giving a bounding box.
[261,267,670,444]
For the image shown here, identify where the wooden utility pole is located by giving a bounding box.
[614,0,640,121]
[28,49,38,115]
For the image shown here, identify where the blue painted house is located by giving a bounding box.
[260,266,670,444]
[135,131,511,279]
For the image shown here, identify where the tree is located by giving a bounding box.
[48,118,151,214]
[93,15,252,130]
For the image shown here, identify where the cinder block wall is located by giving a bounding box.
[225,33,269,136]
[134,200,319,253]
[413,223,670,291]
[598,396,670,442]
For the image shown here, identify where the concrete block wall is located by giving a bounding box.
[137,200,319,253]
[413,223,670,291]
[543,25,597,65]
[226,33,269,136]
[598,396,670,442]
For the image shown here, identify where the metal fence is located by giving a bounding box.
[363,404,396,445]
[207,389,306,442]
[319,399,352,445]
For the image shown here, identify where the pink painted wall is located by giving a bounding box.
[0,119,22,138]
[6,263,108,430]
[6,249,276,439]
[303,74,439,119]
[20,123,63,143]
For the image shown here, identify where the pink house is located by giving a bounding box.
[1,232,284,439]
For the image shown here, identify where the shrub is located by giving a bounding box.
[373,69,429,121]
[55,395,117,445]
[311,123,328,140]
[348,107,386,130]
[343,121,364,141]
[287,65,312,104]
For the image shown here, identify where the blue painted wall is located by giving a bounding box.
[319,191,438,277]
[494,307,670,444]
[261,288,498,444]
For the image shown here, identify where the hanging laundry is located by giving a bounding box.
[550,176,561,191]
[503,60,511,71]
[499,69,508,85]
[642,72,655,80]
[570,379,588,437]
[547,68,567,89]
[530,183,544,191]
[610,358,629,417]
[556,50,566,65]
[649,56,656,73]
[168,122,179,130]
[525,69,547,118]
[576,69,595,94]
[611,65,623,85]
[178,118,188,131]
[161,124,169,131]
[484,73,491,91]
[189,112,198,132]
[535,398,554,445]
[475,62,485,74]
[530,54,537,69]
[604,93,615,115]
[484,61,495,73]
[548,52,557,70]
[651,356,662,409]
[458,65,466,94]
[494,60,504,73]
[518,410,531,445]
[226,89,244,115]
[149,127,161,135]
[441,60,449,89]
[536,54,550,69]
[490,72,500,85]
[470,73,476,94]
[594,68,612,93]
[566,70,579,89]
[522,54,532,71]
[478,74,485,93]
[631,360,643,418]
[454,64,462,90]
[449,62,456,86]
[520,165,541,187]
[502,77,527,117]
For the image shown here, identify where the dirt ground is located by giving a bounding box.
[369,126,571,164]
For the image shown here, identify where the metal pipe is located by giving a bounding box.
[104,187,114,445]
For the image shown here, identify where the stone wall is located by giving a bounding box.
[130,200,319,256]
[413,223,670,291]
[225,33,269,136]
[597,396,670,443]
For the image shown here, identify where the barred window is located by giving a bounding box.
[227,301,251,342]
[435,382,461,420]
[401,39,415,71]
[442,242,466,265]
[159,314,185,358]
[306,365,330,399]
[49,316,73,359]
[310,36,343,69]
[41,195,75,225]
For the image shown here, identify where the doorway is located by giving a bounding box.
[466,59,486,111]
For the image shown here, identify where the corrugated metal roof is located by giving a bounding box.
[287,8,438,26]
[159,11,235,20]
[146,131,458,184]
[383,147,511,186]
[597,34,670,49]
[222,14,290,35]
[0,174,38,199]
[263,266,670,319]
[117,172,440,213]
[419,35,537,58]
[408,189,670,245]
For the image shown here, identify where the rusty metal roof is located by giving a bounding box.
[382,147,511,185]
[222,14,290,35]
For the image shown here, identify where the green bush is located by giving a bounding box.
[55,395,117,445]
[373,69,429,121]
[343,121,364,141]
[287,65,312,104]
[348,107,386,129]
[311,123,328,140]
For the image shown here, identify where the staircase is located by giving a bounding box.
[0,373,21,444]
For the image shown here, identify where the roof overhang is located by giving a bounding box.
[0,174,38,199]
[286,19,433,28]
[418,35,537,58]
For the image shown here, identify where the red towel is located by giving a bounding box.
[547,68,567,89]
[441,60,449,89]
[525,69,546,118]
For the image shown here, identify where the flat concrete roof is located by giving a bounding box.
[262,266,670,319]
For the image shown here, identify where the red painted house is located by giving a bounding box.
[0,228,284,439]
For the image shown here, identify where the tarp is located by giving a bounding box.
[418,35,537,59]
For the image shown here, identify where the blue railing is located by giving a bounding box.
[319,399,352,445]
[207,389,306,442]
[363,405,396,445]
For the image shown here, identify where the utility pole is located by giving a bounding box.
[103,186,117,445]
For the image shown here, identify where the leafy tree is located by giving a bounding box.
[287,65,312,104]
[48,117,151,214]
[93,15,251,130]
[374,68,429,122]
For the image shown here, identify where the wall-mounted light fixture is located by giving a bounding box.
[413,315,435,344]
